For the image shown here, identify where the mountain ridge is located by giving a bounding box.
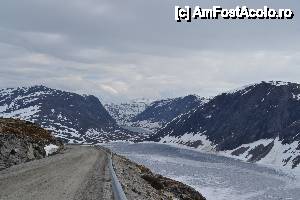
[0,85,141,144]
[130,95,207,132]
[150,81,300,168]
[1,81,300,168]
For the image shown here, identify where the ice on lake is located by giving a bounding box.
[106,142,300,200]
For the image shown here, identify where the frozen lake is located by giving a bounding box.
[106,142,300,200]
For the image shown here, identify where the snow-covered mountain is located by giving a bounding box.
[130,95,207,132]
[150,81,300,169]
[0,86,141,143]
[3,82,300,169]
[104,98,152,125]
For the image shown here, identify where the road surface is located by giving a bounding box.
[0,146,112,200]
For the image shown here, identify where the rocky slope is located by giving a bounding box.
[130,95,207,132]
[112,153,206,200]
[150,81,300,168]
[0,86,141,144]
[0,118,63,170]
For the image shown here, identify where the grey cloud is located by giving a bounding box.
[0,0,299,102]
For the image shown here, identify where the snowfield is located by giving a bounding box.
[221,137,300,169]
[159,133,300,169]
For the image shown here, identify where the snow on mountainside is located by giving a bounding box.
[0,86,141,143]
[221,137,300,169]
[151,81,300,169]
[130,95,207,132]
[104,98,152,125]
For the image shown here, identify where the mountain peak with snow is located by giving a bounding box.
[150,81,300,168]
[0,85,141,144]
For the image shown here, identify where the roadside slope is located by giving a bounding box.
[0,118,63,170]
[112,153,206,200]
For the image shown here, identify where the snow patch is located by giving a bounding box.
[0,104,8,112]
[269,81,290,86]
[160,132,215,152]
[259,138,300,168]
[292,93,300,101]
[0,105,40,122]
[44,144,59,156]
[222,137,300,169]
[129,120,162,132]
[225,83,256,95]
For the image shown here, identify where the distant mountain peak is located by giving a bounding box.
[129,94,206,133]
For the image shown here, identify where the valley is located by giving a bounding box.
[1,81,300,170]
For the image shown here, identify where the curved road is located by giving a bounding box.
[0,146,112,200]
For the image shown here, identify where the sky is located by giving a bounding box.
[0,0,299,103]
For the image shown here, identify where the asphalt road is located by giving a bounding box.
[0,146,112,200]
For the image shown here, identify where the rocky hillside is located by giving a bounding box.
[130,95,207,132]
[150,81,300,168]
[0,118,63,170]
[0,86,140,144]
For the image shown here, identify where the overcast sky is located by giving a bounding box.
[0,0,299,103]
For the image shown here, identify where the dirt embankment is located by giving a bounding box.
[112,153,206,200]
[0,118,63,170]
